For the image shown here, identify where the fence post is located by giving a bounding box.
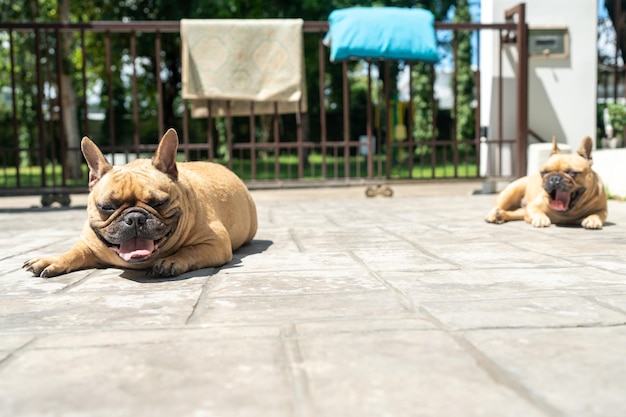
[506,3,529,178]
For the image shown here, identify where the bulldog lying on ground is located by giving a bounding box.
[485,136,607,229]
[25,128,257,277]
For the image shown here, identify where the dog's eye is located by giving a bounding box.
[97,204,117,214]
[540,170,548,177]
[149,198,170,209]
[566,170,579,178]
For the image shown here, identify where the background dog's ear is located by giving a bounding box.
[153,128,179,179]
[81,137,113,189]
[577,136,594,163]
[550,136,561,156]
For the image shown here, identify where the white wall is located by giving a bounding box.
[594,149,626,197]
[480,0,598,162]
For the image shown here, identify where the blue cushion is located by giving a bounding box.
[326,7,439,62]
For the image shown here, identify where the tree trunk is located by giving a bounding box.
[58,0,83,179]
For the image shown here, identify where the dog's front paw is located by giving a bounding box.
[530,213,551,228]
[23,257,66,278]
[485,208,504,224]
[582,214,603,230]
[149,258,187,277]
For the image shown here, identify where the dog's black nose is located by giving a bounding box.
[546,174,563,190]
[124,211,147,227]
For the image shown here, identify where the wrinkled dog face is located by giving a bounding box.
[540,155,591,213]
[89,165,181,264]
[539,138,595,214]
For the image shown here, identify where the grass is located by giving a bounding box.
[0,165,88,189]
[0,153,478,189]
[233,153,478,181]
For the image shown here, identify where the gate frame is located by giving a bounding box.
[0,6,528,201]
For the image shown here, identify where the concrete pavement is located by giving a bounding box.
[1,181,625,417]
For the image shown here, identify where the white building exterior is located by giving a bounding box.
[480,0,598,175]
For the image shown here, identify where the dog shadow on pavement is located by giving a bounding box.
[119,239,273,283]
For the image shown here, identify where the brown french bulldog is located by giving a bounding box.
[485,136,607,229]
[24,128,257,277]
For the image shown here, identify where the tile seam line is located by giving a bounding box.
[378,226,463,269]
[347,250,421,314]
[0,336,37,372]
[416,304,566,417]
[55,269,100,293]
[450,331,566,417]
[0,236,78,262]
[288,228,306,253]
[452,321,626,332]
[0,323,284,337]
[203,289,393,299]
[184,269,220,325]
[280,323,313,417]
[2,322,625,343]
[583,295,626,316]
[506,241,618,272]
[421,293,626,304]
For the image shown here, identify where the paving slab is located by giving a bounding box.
[465,327,626,417]
[1,181,626,417]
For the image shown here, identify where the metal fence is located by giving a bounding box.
[0,5,528,200]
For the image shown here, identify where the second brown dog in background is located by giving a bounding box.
[485,136,607,229]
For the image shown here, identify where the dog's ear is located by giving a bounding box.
[153,128,179,179]
[577,136,594,163]
[81,137,113,189]
[550,136,561,156]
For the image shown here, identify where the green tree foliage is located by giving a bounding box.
[412,0,473,159]
[412,61,436,149]
[452,0,474,142]
[1,0,462,163]
[0,1,58,166]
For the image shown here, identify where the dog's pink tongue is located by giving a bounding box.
[550,191,571,211]
[118,237,154,262]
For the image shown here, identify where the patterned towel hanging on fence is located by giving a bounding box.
[181,19,307,117]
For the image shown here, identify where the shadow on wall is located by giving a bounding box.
[528,56,571,145]
[489,47,569,145]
